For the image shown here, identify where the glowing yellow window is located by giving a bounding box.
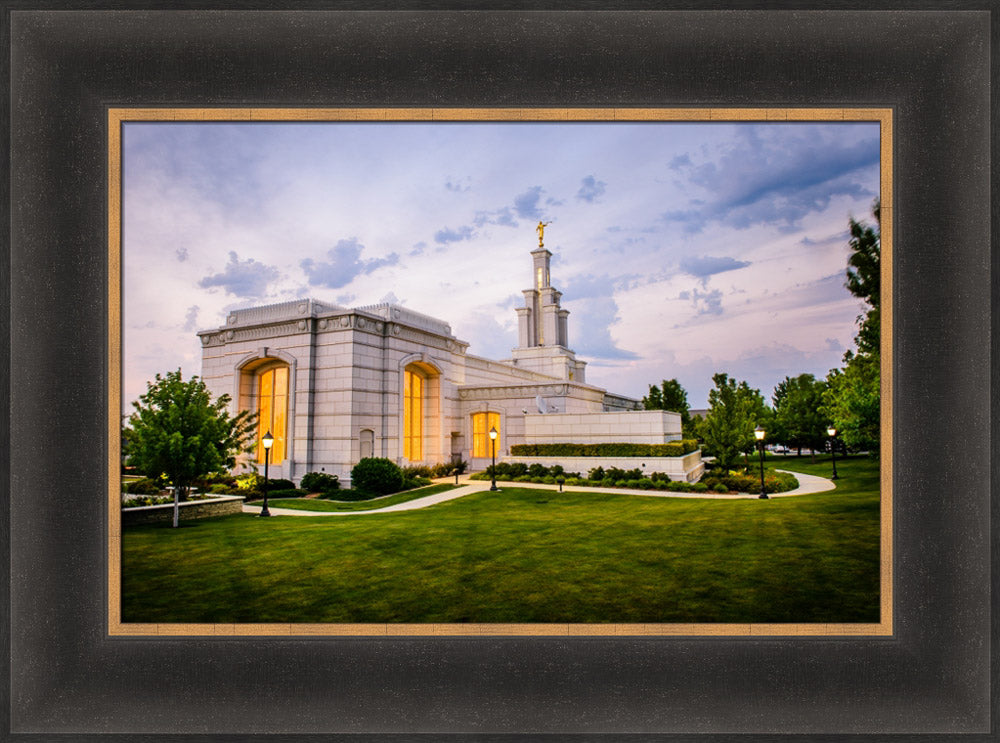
[471,412,500,458]
[403,369,423,461]
[256,366,288,463]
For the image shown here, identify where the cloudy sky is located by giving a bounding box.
[122,119,880,410]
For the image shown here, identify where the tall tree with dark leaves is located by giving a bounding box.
[825,199,881,456]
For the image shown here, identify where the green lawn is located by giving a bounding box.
[121,455,880,624]
[255,483,458,512]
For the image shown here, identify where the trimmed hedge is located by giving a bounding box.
[510,441,699,457]
[702,470,799,495]
[351,457,405,496]
[300,471,340,493]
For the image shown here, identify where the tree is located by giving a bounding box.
[824,199,881,456]
[772,374,828,460]
[845,199,881,356]
[127,370,256,527]
[642,378,692,431]
[701,373,767,470]
[824,352,880,455]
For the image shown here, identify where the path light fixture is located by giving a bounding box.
[827,425,839,480]
[260,431,274,517]
[488,426,499,491]
[557,476,565,492]
[754,426,768,499]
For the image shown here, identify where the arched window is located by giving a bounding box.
[403,368,424,461]
[471,411,500,458]
[256,365,288,463]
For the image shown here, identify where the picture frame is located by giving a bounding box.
[5,5,993,739]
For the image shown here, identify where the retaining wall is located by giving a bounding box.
[502,451,704,483]
[121,496,246,526]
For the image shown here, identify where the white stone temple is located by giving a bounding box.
[198,232,701,485]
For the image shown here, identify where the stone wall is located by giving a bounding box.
[121,496,246,526]
[522,410,683,445]
[503,451,705,483]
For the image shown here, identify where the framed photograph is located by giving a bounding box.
[7,5,993,739]
[110,107,891,639]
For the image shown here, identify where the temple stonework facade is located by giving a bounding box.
[198,235,701,485]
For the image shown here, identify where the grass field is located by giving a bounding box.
[121,455,880,624]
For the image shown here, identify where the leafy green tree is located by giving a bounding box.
[642,379,690,422]
[824,199,881,456]
[127,370,256,527]
[824,352,880,454]
[772,373,828,460]
[702,373,767,470]
[642,378,695,436]
[846,199,881,355]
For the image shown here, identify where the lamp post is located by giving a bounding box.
[827,425,839,480]
[488,426,498,491]
[754,426,768,499]
[260,431,273,517]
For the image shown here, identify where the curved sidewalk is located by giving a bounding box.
[242,469,836,517]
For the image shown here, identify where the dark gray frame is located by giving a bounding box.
[5,5,995,740]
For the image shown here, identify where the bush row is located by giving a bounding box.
[509,441,699,458]
[470,462,799,495]
[701,470,799,495]
[401,460,468,479]
[471,470,719,493]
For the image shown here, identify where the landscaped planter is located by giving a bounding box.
[121,495,246,526]
[502,451,704,483]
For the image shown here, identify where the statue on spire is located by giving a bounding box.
[536,220,551,247]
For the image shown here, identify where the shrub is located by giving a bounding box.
[124,477,162,495]
[514,475,532,483]
[193,472,237,489]
[510,440,699,458]
[300,471,340,493]
[541,476,556,484]
[637,479,655,489]
[122,495,174,507]
[588,466,605,481]
[402,476,433,490]
[351,457,405,495]
[430,460,467,478]
[713,483,729,493]
[692,482,709,493]
[527,463,548,478]
[565,477,581,486]
[402,465,434,479]
[505,462,528,478]
[267,488,307,498]
[265,478,296,491]
[236,473,263,491]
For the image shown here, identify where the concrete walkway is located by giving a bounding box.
[242,468,836,517]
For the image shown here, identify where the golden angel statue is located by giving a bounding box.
[536,220,552,246]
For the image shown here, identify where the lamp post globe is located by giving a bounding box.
[260,431,274,517]
[754,426,768,499]
[488,426,499,491]
[827,425,839,480]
